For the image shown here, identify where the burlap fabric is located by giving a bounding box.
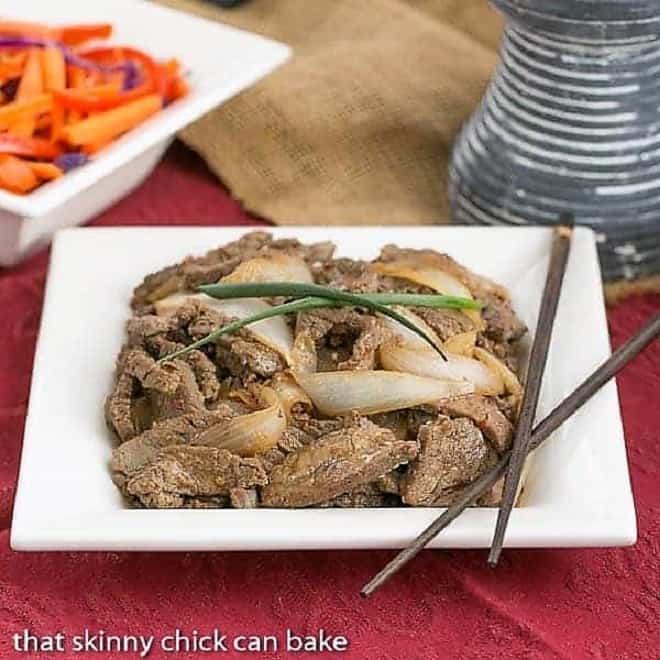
[157,0,502,225]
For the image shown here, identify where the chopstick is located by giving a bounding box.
[361,312,660,597]
[488,224,572,567]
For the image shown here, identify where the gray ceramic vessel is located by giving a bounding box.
[450,0,660,281]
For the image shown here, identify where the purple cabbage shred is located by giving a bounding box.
[55,153,89,172]
[0,36,132,76]
[122,60,141,91]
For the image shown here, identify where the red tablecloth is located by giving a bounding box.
[1,145,658,660]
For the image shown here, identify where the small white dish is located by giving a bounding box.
[11,226,636,551]
[0,0,290,266]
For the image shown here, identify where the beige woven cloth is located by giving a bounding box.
[158,0,502,225]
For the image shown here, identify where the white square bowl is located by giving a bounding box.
[10,226,636,551]
[0,0,290,266]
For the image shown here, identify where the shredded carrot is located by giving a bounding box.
[50,99,64,142]
[57,24,113,46]
[13,49,44,137]
[66,66,88,123]
[0,20,189,194]
[27,161,63,181]
[0,154,40,194]
[0,53,28,80]
[42,47,66,92]
[0,20,53,40]
[0,95,52,130]
[62,94,162,146]
[82,139,112,156]
[16,50,44,99]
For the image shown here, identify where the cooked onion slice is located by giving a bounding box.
[373,261,472,300]
[221,251,313,285]
[290,329,318,374]
[443,331,477,357]
[473,347,523,397]
[293,370,474,416]
[380,306,443,349]
[270,372,312,419]
[154,294,295,364]
[194,387,286,456]
[380,345,504,395]
[372,260,482,326]
[379,309,499,393]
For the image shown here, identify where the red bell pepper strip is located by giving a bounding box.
[56,24,113,46]
[52,82,124,112]
[79,47,168,98]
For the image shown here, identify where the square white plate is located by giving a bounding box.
[0,0,290,265]
[11,226,636,551]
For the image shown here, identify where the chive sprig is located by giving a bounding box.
[159,282,480,363]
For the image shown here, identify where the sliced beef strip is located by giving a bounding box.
[105,371,138,442]
[181,495,230,509]
[425,473,506,508]
[258,447,286,473]
[126,445,267,509]
[369,411,410,442]
[171,299,285,381]
[477,476,505,507]
[148,360,206,422]
[413,307,476,341]
[375,471,402,496]
[437,395,514,454]
[401,417,497,506]
[295,308,391,371]
[406,406,440,437]
[178,349,220,402]
[278,426,313,453]
[126,315,175,347]
[495,394,519,422]
[105,351,185,443]
[255,421,322,476]
[320,484,395,508]
[480,292,527,344]
[312,259,384,293]
[340,315,390,371]
[111,408,234,488]
[261,416,417,508]
[368,407,442,443]
[131,231,335,310]
[118,348,181,394]
[230,487,259,509]
[312,258,430,295]
[125,316,220,402]
[289,409,344,440]
[215,340,284,381]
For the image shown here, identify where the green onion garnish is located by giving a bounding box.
[159,282,480,363]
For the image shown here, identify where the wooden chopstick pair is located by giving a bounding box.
[488,222,573,566]
[362,222,660,597]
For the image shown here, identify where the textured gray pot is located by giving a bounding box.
[450,0,660,281]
